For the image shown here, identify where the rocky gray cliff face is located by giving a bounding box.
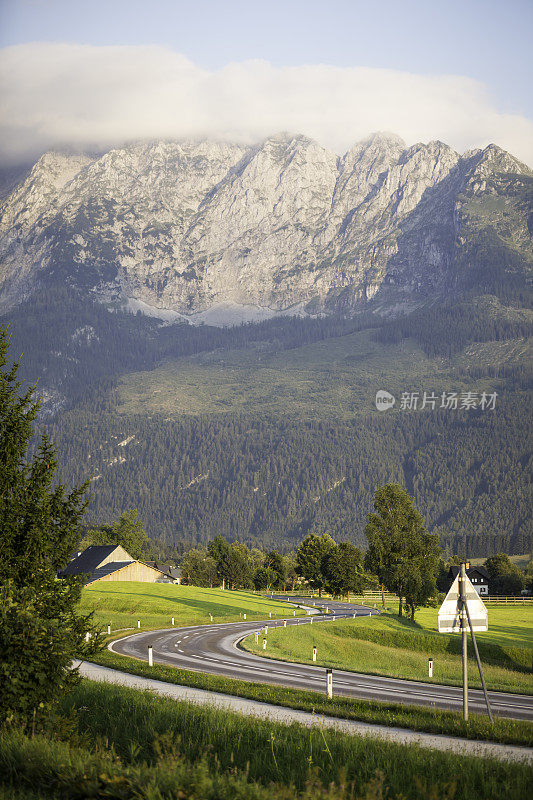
[0,133,531,318]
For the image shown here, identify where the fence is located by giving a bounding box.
[484,596,533,604]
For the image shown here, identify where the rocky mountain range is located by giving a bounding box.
[0,132,531,322]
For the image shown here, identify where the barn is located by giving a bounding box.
[60,545,173,585]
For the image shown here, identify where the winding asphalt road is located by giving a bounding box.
[110,598,533,721]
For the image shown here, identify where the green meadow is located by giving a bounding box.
[79,582,303,632]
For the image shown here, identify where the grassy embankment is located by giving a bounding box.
[78,582,305,632]
[1,680,531,800]
[242,608,533,694]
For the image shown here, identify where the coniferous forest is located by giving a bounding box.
[3,287,531,558]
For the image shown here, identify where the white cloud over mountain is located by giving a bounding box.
[1,42,532,166]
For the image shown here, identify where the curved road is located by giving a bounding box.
[111,598,533,721]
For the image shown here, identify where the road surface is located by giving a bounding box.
[110,597,533,721]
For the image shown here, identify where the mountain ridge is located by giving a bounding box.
[0,132,531,321]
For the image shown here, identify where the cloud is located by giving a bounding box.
[1,42,532,166]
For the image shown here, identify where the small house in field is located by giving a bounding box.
[60,545,173,585]
[447,564,490,596]
[145,561,182,584]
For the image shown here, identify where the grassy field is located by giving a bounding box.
[79,582,304,632]
[115,329,529,419]
[242,610,533,694]
[413,605,533,649]
[2,680,530,800]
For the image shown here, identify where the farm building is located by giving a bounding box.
[60,545,175,585]
[447,564,490,595]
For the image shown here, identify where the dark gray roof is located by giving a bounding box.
[84,561,134,585]
[449,565,490,580]
[60,545,126,577]
[145,562,181,578]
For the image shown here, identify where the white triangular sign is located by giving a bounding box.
[438,573,488,633]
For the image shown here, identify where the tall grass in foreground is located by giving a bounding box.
[43,680,530,800]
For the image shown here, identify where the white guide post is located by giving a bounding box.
[313,646,317,662]
[148,645,153,667]
[326,669,333,699]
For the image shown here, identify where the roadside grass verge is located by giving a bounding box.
[88,647,533,747]
[79,582,304,632]
[242,614,532,693]
[2,679,529,800]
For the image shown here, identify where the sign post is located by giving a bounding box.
[460,564,469,721]
[438,563,493,724]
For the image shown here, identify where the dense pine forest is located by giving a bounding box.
[43,398,531,557]
[3,287,531,558]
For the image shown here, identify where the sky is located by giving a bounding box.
[1,0,532,166]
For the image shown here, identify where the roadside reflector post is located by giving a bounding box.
[283,620,287,627]
[428,658,433,678]
[326,668,333,699]
[313,645,317,662]
[460,563,469,722]
[353,613,356,619]
[255,631,259,643]
[107,624,111,635]
[262,637,267,650]
[148,645,153,667]
[137,620,141,628]
[310,617,313,624]
[172,617,175,626]
[210,614,213,622]
[243,613,246,620]
[293,610,296,616]
[269,612,272,618]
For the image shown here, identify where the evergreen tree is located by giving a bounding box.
[0,326,100,725]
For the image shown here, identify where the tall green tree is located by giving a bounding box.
[484,553,525,595]
[322,542,367,599]
[0,326,100,725]
[83,509,149,559]
[364,484,440,618]
[264,550,286,589]
[180,548,218,587]
[296,533,336,596]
